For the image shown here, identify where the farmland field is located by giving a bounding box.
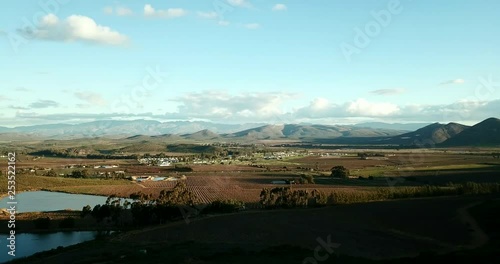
[2,150,499,206]
[1,142,500,264]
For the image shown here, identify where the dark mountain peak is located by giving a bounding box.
[440,117,500,146]
[393,121,469,145]
[476,117,500,126]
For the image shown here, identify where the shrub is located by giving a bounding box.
[202,200,245,214]
[298,174,315,184]
[260,187,314,209]
[309,190,327,207]
[59,217,75,228]
[34,217,51,229]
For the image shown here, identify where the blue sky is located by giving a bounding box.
[1,0,499,127]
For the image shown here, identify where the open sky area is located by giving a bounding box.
[1,0,499,127]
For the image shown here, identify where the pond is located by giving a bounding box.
[0,231,97,263]
[0,191,109,213]
[0,191,115,262]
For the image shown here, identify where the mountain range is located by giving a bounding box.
[0,120,408,139]
[0,120,265,139]
[1,118,499,146]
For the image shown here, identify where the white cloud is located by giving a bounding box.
[15,87,31,92]
[7,96,500,125]
[346,99,400,116]
[103,6,113,14]
[197,11,218,19]
[144,4,187,18]
[29,100,60,109]
[245,23,260,29]
[198,11,230,26]
[294,98,400,119]
[310,98,330,111]
[272,4,287,11]
[104,6,133,16]
[166,91,296,121]
[116,7,133,16]
[17,14,128,46]
[439,78,465,86]
[370,88,405,95]
[127,98,500,123]
[227,0,252,8]
[74,92,107,106]
[41,13,59,25]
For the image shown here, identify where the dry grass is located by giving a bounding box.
[0,175,133,194]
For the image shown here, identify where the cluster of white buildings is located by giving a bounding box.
[131,175,185,182]
[137,157,179,166]
[93,165,119,169]
[264,151,300,160]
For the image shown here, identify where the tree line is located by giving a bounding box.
[81,182,245,228]
[260,182,500,207]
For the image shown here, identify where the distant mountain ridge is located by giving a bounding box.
[0,118,498,146]
[0,120,407,139]
[354,122,431,131]
[0,120,265,139]
[223,124,405,140]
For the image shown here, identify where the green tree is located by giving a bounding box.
[81,205,92,218]
[260,187,311,209]
[157,182,197,206]
[331,166,349,179]
[299,174,315,184]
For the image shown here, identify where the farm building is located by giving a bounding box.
[158,161,171,166]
